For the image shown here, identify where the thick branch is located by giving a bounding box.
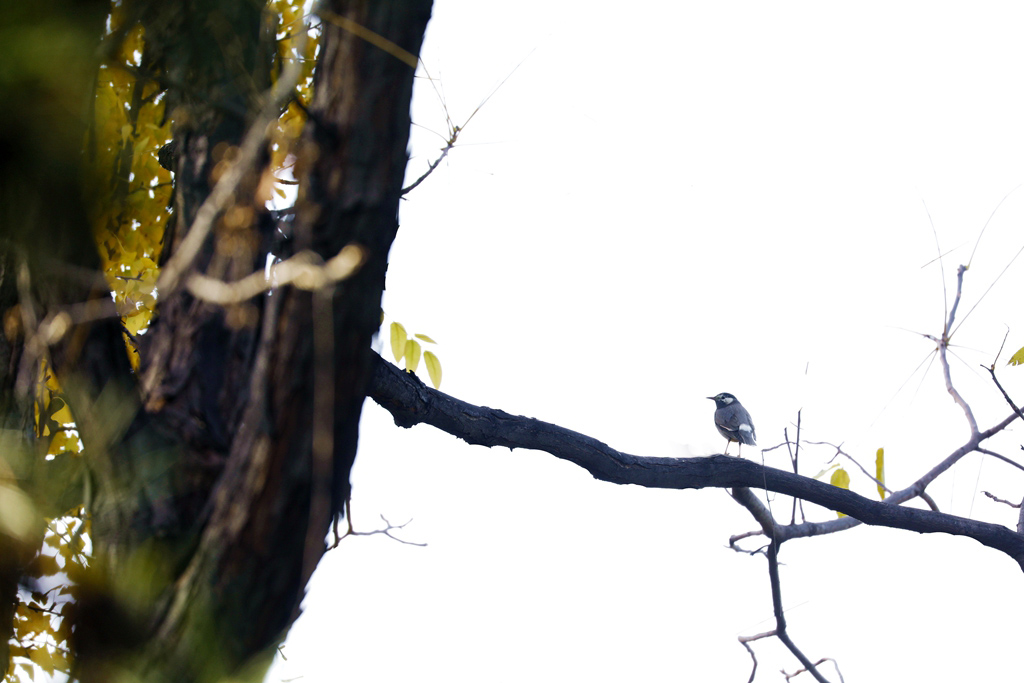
[367,354,1024,570]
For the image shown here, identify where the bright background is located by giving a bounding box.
[269,2,1024,681]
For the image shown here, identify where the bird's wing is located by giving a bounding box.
[717,407,756,445]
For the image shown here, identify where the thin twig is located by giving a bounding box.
[982,491,1021,509]
[922,198,948,325]
[784,411,803,524]
[402,51,531,197]
[401,143,452,195]
[930,264,979,435]
[331,513,426,548]
[767,540,832,683]
[784,658,846,683]
[983,364,1024,424]
[808,440,894,498]
[738,629,776,683]
[728,529,767,555]
[976,448,1024,474]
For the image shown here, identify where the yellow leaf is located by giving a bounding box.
[423,350,442,388]
[876,447,886,499]
[48,431,72,456]
[50,398,73,425]
[830,468,850,518]
[124,308,153,336]
[1008,346,1024,366]
[414,333,437,344]
[29,644,56,676]
[830,467,850,489]
[405,339,421,373]
[390,322,407,362]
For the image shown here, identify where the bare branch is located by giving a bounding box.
[983,364,1024,424]
[784,411,803,524]
[731,489,831,683]
[784,412,1018,541]
[738,629,775,683]
[977,448,1024,474]
[934,264,979,435]
[401,142,452,196]
[809,440,894,499]
[728,529,766,554]
[982,491,1021,509]
[331,510,426,548]
[368,353,1024,568]
[784,659,846,683]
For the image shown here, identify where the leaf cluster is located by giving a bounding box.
[389,321,442,389]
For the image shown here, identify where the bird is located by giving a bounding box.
[707,393,756,456]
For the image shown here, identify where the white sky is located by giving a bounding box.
[269,2,1024,681]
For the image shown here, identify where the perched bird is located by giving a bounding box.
[708,393,756,456]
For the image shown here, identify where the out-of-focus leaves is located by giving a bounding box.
[29,642,57,676]
[0,484,40,543]
[414,333,436,343]
[1008,346,1024,367]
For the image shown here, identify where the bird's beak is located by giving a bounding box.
[706,396,715,401]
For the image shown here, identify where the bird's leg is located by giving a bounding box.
[723,441,731,456]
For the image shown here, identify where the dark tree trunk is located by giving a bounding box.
[1,1,432,681]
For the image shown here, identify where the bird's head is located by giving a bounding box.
[707,392,737,407]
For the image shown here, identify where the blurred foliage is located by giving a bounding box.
[7,517,86,683]
[4,0,321,679]
[85,0,321,355]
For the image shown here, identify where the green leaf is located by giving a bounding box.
[414,333,437,344]
[390,322,407,362]
[1008,345,1024,367]
[830,468,850,518]
[405,339,421,373]
[423,350,442,388]
[876,447,886,499]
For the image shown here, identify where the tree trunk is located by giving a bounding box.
[1,1,432,681]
